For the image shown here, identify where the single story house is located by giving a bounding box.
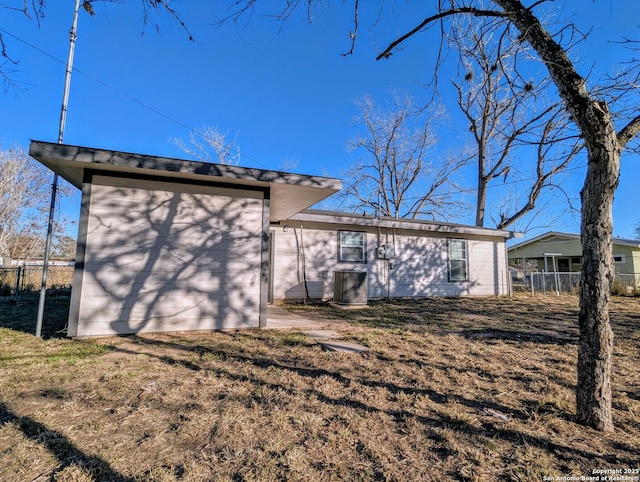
[270,210,516,302]
[30,141,518,337]
[507,231,640,275]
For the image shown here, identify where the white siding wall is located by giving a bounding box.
[271,224,508,301]
[69,176,264,336]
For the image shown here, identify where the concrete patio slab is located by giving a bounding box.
[267,307,368,353]
[267,306,324,330]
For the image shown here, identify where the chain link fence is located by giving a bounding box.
[0,265,74,297]
[511,270,640,296]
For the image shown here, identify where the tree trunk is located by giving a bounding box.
[475,180,486,227]
[576,109,620,432]
[491,0,621,432]
[476,149,487,227]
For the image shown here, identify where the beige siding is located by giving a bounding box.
[509,238,582,260]
[271,224,508,301]
[69,176,264,336]
[612,245,640,275]
[509,236,640,276]
[271,227,341,301]
[632,251,640,277]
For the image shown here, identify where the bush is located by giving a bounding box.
[611,277,637,296]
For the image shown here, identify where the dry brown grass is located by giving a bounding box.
[1,293,639,481]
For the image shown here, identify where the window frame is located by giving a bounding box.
[338,231,367,263]
[447,238,469,282]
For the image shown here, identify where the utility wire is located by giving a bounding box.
[0,27,271,169]
[0,28,591,190]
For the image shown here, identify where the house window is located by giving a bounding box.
[614,254,626,264]
[448,239,468,282]
[339,231,366,263]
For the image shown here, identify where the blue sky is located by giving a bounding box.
[1,1,639,239]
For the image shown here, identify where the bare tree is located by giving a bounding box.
[228,0,640,432]
[449,18,580,229]
[377,0,640,433]
[343,94,467,220]
[51,234,77,260]
[492,107,583,229]
[0,146,50,264]
[174,125,242,165]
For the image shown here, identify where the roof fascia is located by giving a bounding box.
[509,231,640,251]
[28,140,341,221]
[287,211,518,239]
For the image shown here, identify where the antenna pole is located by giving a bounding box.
[36,0,81,337]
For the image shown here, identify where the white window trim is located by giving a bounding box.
[614,254,626,264]
[339,231,367,263]
[448,238,469,282]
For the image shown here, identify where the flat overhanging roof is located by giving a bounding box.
[29,141,342,221]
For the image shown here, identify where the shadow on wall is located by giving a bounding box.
[373,235,483,298]
[277,225,336,301]
[278,226,498,301]
[73,177,263,336]
[284,282,324,301]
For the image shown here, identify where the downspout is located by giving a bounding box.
[504,240,512,296]
[390,227,397,299]
[299,222,310,304]
[386,228,390,299]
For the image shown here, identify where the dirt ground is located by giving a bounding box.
[0,293,638,481]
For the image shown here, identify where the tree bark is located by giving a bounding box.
[576,104,619,432]
[475,172,487,227]
[493,0,619,431]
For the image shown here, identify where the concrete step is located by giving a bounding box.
[301,329,341,340]
[319,340,370,353]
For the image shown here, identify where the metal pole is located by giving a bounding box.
[553,255,560,296]
[14,266,21,301]
[530,272,534,297]
[36,0,81,337]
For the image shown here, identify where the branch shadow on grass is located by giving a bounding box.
[0,401,134,482]
[116,335,640,469]
[450,327,577,345]
[292,297,582,346]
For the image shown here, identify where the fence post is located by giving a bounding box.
[530,272,535,297]
[14,266,21,301]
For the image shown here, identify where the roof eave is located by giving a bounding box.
[287,210,519,239]
[29,140,341,222]
[508,231,640,251]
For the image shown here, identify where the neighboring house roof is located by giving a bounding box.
[29,140,342,222]
[508,231,640,253]
[288,209,520,239]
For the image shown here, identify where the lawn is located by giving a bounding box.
[0,293,638,481]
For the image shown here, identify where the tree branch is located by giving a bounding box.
[376,6,505,61]
[617,113,640,149]
[341,0,359,57]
